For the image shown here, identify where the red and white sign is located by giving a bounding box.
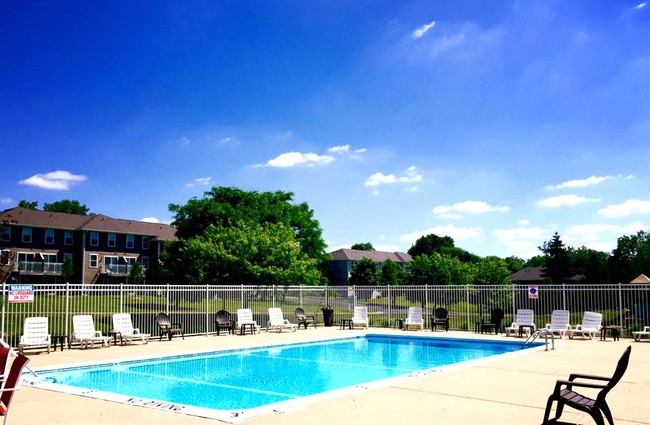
[8,284,34,303]
[528,285,539,299]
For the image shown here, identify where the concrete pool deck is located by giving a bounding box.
[13,327,650,425]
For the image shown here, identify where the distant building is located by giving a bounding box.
[506,266,583,285]
[0,207,175,285]
[327,248,412,286]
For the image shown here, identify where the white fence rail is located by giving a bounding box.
[2,283,649,347]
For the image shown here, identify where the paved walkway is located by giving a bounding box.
[13,328,650,425]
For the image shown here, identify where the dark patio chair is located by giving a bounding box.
[541,345,631,425]
[430,307,449,331]
[481,308,504,334]
[214,310,235,335]
[155,312,185,341]
[295,307,317,329]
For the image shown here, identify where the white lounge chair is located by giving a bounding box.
[71,315,111,349]
[505,309,536,337]
[404,307,424,331]
[267,308,297,332]
[545,310,571,338]
[236,308,259,334]
[351,306,369,329]
[632,326,650,342]
[18,317,51,354]
[568,311,602,340]
[111,313,150,344]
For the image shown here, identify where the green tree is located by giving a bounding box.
[539,232,573,284]
[406,253,476,286]
[351,242,374,251]
[169,186,328,265]
[380,259,404,286]
[408,234,455,257]
[349,258,378,286]
[474,256,511,286]
[503,256,526,274]
[43,199,91,215]
[130,262,145,285]
[62,257,74,283]
[163,223,322,286]
[569,246,609,284]
[609,231,650,283]
[525,255,546,267]
[18,200,38,209]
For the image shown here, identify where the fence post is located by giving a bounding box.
[119,283,124,313]
[562,283,567,310]
[165,284,170,313]
[617,282,623,329]
[465,285,470,331]
[65,282,70,335]
[387,285,392,324]
[206,285,210,336]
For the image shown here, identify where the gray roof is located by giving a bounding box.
[328,248,412,263]
[0,207,176,241]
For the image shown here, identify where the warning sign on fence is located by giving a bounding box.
[8,284,34,303]
[528,285,539,299]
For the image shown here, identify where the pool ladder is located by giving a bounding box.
[524,328,556,351]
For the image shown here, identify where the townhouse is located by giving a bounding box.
[0,207,176,285]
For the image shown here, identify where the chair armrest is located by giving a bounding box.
[644,326,650,332]
[94,331,103,337]
[554,379,607,392]
[567,372,611,382]
[133,328,141,334]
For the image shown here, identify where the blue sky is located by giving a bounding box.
[2,1,650,259]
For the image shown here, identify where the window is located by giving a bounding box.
[142,236,150,250]
[45,229,55,244]
[126,234,134,249]
[90,232,99,246]
[141,256,149,270]
[89,254,98,268]
[0,225,9,241]
[108,233,116,248]
[63,252,73,262]
[64,231,73,246]
[22,227,32,243]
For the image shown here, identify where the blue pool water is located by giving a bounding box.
[36,335,539,413]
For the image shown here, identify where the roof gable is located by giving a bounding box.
[329,248,412,263]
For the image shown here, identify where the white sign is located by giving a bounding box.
[8,284,34,303]
[528,285,539,299]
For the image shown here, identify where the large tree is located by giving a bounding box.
[43,199,91,215]
[164,187,327,285]
[351,242,374,251]
[349,258,379,286]
[406,253,476,286]
[169,186,327,264]
[539,232,573,284]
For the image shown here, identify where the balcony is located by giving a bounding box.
[18,261,63,275]
[103,264,133,276]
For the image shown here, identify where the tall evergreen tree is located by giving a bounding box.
[539,232,573,284]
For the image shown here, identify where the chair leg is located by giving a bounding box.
[542,396,559,424]
[599,403,614,425]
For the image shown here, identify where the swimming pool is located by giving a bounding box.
[27,335,542,422]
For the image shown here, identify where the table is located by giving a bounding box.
[107,331,124,345]
[340,319,352,329]
[51,335,67,351]
[239,323,256,335]
[600,325,621,341]
[519,325,535,338]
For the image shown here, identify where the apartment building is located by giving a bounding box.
[0,207,176,285]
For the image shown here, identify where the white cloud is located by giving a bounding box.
[259,151,335,168]
[598,199,650,217]
[139,217,160,223]
[399,224,483,244]
[413,20,436,39]
[433,201,510,218]
[536,194,600,207]
[185,176,212,188]
[328,145,350,153]
[18,170,87,190]
[493,225,547,242]
[636,2,647,9]
[364,166,422,187]
[545,175,633,190]
[565,223,622,242]
[0,198,12,204]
